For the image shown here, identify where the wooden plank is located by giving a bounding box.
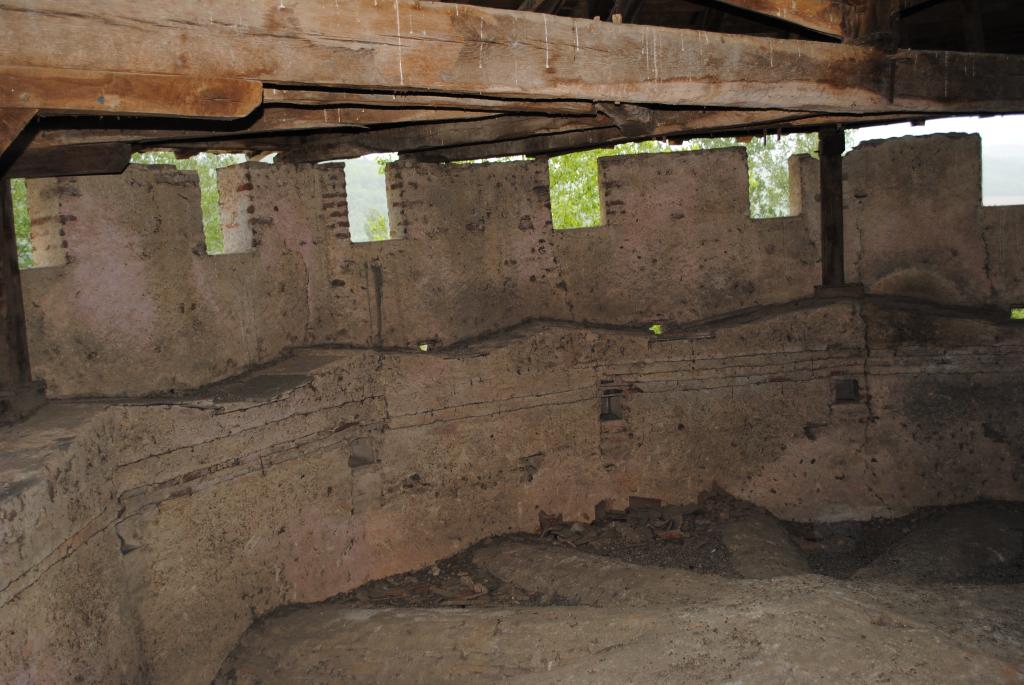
[818,126,846,287]
[282,114,611,163]
[411,109,922,161]
[30,107,501,149]
[713,0,844,37]
[263,88,596,115]
[2,142,130,179]
[0,66,262,119]
[0,108,35,159]
[0,175,31,387]
[1,1,1023,115]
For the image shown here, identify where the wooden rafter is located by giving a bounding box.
[29,108,503,149]
[0,1,1022,116]
[0,66,261,119]
[263,89,595,115]
[712,0,845,37]
[0,108,34,160]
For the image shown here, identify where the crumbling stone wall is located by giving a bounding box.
[4,133,1024,683]
[20,134,1024,397]
[3,300,1023,683]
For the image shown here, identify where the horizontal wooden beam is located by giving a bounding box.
[30,107,501,148]
[282,115,612,163]
[1,1,1022,116]
[2,142,130,179]
[263,88,596,115]
[712,0,845,37]
[0,66,262,119]
[0,109,34,160]
[409,109,921,161]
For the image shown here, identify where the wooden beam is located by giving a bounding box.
[843,0,899,47]
[0,66,262,119]
[712,0,844,37]
[281,114,611,163]
[2,1,1023,116]
[0,175,31,387]
[411,109,923,161]
[263,88,595,115]
[2,142,131,179]
[818,126,846,287]
[30,108,501,149]
[0,108,35,159]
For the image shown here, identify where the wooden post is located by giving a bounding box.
[818,126,846,289]
[0,173,45,423]
[0,176,31,388]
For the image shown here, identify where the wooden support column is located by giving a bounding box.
[818,126,847,289]
[0,174,43,422]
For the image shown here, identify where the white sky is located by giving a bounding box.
[851,114,1024,205]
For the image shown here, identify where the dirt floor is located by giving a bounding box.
[215,490,1024,684]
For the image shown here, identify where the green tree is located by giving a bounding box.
[548,133,827,229]
[10,178,32,268]
[365,209,390,241]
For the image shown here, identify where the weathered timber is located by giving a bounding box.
[0,108,34,160]
[0,175,30,387]
[410,110,931,161]
[263,88,595,115]
[0,66,262,119]
[29,108,500,149]
[844,0,899,47]
[1,1,1022,115]
[282,114,610,163]
[714,0,845,36]
[2,142,131,179]
[818,126,846,288]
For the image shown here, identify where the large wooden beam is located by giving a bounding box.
[30,108,501,149]
[263,88,595,115]
[0,66,262,119]
[1,1,1023,116]
[2,142,131,179]
[713,0,845,37]
[282,114,610,163]
[0,108,35,160]
[410,109,926,161]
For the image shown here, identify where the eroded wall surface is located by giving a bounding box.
[3,133,1024,683]
[2,301,1024,683]
[23,133,1023,398]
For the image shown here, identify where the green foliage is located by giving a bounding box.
[649,323,664,336]
[10,179,32,269]
[548,133,835,229]
[1012,308,1024,321]
[549,140,673,230]
[131,151,247,253]
[365,209,391,241]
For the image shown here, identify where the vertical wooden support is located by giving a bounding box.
[0,177,31,388]
[0,172,44,423]
[818,126,846,289]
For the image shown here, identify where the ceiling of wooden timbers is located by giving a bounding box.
[1,0,1023,176]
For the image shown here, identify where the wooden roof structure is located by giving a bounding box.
[0,0,1022,176]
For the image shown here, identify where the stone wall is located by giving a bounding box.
[2,299,1023,683]
[22,133,1022,397]
[3,132,1024,683]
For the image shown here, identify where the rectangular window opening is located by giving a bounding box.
[9,178,32,269]
[337,153,398,242]
[832,378,861,404]
[600,388,624,421]
[131,151,246,255]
